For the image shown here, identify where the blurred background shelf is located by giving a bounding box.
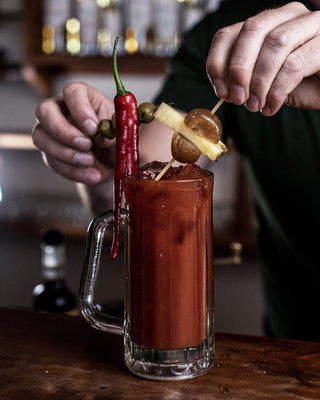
[0,0,263,337]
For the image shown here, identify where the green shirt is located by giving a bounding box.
[154,0,320,341]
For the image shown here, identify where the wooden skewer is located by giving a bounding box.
[211,98,225,114]
[154,98,225,181]
[155,157,175,181]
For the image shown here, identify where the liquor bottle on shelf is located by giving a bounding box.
[97,0,124,56]
[73,0,99,55]
[150,0,180,56]
[205,0,221,13]
[32,229,77,315]
[124,0,151,54]
[42,0,71,54]
[180,0,206,33]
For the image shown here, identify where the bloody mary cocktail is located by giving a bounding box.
[124,162,214,350]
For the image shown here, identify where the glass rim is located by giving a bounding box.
[124,169,213,184]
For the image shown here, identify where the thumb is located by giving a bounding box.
[287,76,320,110]
[62,83,114,136]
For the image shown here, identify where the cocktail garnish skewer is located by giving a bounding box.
[154,98,225,181]
[210,98,225,114]
[154,157,175,181]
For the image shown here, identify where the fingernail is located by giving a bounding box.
[73,152,94,167]
[261,104,272,116]
[86,169,101,185]
[83,118,98,136]
[245,93,260,112]
[213,79,229,99]
[73,136,92,151]
[230,85,246,105]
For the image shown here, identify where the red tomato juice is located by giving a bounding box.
[124,162,214,350]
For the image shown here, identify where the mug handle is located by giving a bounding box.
[79,209,127,336]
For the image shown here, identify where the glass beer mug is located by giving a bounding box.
[79,170,215,380]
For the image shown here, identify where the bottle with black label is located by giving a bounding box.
[32,229,77,314]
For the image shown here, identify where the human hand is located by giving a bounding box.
[206,2,320,116]
[32,82,115,185]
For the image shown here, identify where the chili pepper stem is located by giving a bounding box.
[113,35,128,97]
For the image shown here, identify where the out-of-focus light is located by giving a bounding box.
[66,18,80,34]
[0,185,3,203]
[125,28,139,54]
[98,28,111,46]
[97,0,111,8]
[42,24,55,54]
[67,39,81,55]
[66,18,81,55]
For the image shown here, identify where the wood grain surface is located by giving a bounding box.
[1,308,319,399]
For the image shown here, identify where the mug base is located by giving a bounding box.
[124,335,214,381]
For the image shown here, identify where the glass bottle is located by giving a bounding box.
[32,229,77,314]
[42,0,71,54]
[97,0,124,56]
[151,0,180,56]
[124,0,151,54]
[180,0,206,33]
[73,0,99,55]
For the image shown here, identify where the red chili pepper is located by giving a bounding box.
[111,36,139,259]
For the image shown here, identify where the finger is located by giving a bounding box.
[92,131,116,149]
[63,82,114,136]
[227,2,309,105]
[206,22,243,99]
[262,35,320,115]
[248,8,319,112]
[35,98,93,151]
[44,153,102,185]
[32,124,95,167]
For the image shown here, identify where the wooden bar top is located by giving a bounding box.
[1,307,320,399]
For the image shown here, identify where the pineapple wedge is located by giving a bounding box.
[154,102,227,161]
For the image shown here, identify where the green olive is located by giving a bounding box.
[171,132,201,163]
[138,102,156,123]
[97,119,116,139]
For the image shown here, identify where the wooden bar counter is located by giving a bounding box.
[1,307,320,399]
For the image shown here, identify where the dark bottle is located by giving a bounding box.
[32,229,77,314]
